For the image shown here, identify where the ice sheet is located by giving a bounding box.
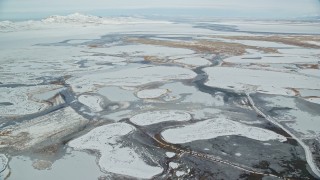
[136,89,168,99]
[204,67,320,96]
[69,123,163,178]
[130,110,191,126]
[161,117,287,144]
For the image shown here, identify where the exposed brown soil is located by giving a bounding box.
[34,144,60,156]
[297,64,319,69]
[87,44,102,48]
[143,55,166,63]
[32,160,52,170]
[221,61,236,67]
[287,88,301,96]
[127,38,278,56]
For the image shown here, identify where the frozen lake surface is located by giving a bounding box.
[0,13,320,179]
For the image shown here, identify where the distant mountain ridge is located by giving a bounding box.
[0,13,168,32]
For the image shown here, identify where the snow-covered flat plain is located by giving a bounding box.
[136,88,168,99]
[69,123,163,178]
[130,110,191,126]
[161,117,287,144]
[0,85,63,116]
[204,67,320,97]
[67,65,197,93]
[1,13,320,179]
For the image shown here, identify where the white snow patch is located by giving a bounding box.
[102,110,133,122]
[74,55,126,64]
[305,97,320,105]
[215,20,320,34]
[223,54,318,64]
[204,67,320,96]
[95,44,194,57]
[0,86,61,117]
[67,39,90,44]
[130,110,191,126]
[161,82,224,106]
[32,87,65,101]
[0,107,88,150]
[299,69,320,78]
[161,117,287,144]
[189,108,222,120]
[40,13,169,25]
[78,94,104,112]
[235,153,242,157]
[306,41,320,46]
[0,154,8,179]
[137,89,168,99]
[278,48,320,56]
[69,123,163,179]
[174,57,211,67]
[98,86,137,102]
[68,65,197,93]
[169,162,179,169]
[261,96,320,137]
[165,152,176,158]
[176,171,185,177]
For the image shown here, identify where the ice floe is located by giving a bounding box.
[214,20,320,34]
[169,162,179,169]
[73,55,127,64]
[176,170,185,177]
[204,67,320,96]
[165,152,176,158]
[223,54,318,64]
[174,57,212,67]
[161,117,287,144]
[160,82,224,106]
[0,154,9,179]
[78,94,104,112]
[68,123,163,178]
[93,44,194,57]
[277,48,320,56]
[0,85,63,117]
[130,110,191,126]
[0,107,88,150]
[260,96,320,138]
[32,87,65,101]
[136,89,168,99]
[67,65,197,93]
[98,86,138,102]
[306,41,320,46]
[299,69,320,78]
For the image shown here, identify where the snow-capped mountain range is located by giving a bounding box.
[0,13,168,32]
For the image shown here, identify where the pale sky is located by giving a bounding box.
[1,0,320,20]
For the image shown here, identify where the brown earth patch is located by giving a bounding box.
[221,61,236,67]
[297,64,319,69]
[32,160,52,170]
[127,38,278,56]
[287,88,301,96]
